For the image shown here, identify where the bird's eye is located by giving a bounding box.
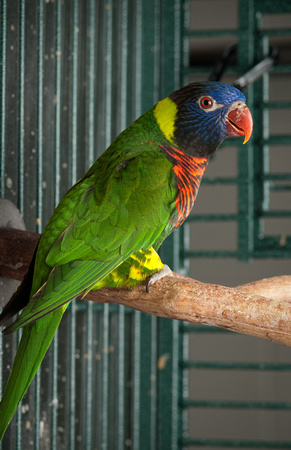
[200,97,213,109]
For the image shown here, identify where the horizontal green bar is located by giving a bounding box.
[202,177,240,185]
[263,174,291,181]
[75,303,134,314]
[259,28,291,37]
[181,438,291,448]
[184,66,237,75]
[253,250,291,258]
[182,399,291,410]
[271,184,291,192]
[263,101,291,109]
[262,136,291,145]
[181,324,229,333]
[187,29,237,38]
[184,250,238,258]
[201,174,291,186]
[187,214,238,221]
[260,210,291,218]
[182,361,291,370]
[272,65,291,74]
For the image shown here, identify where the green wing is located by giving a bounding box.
[6,149,176,332]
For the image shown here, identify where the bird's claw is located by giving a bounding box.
[146,265,174,293]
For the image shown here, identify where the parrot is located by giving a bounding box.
[0,81,252,439]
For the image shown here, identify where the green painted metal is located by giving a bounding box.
[0,0,185,449]
[180,1,291,448]
[1,0,291,449]
[184,0,291,261]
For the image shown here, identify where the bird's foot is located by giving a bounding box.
[146,265,174,293]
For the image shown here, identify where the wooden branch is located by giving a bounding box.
[0,228,291,346]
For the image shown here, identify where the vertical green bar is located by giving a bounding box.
[50,1,62,447]
[132,1,163,448]
[0,3,7,446]
[37,0,44,233]
[34,2,44,448]
[0,0,7,198]
[69,1,79,448]
[86,2,95,448]
[237,0,255,261]
[132,2,142,449]
[157,1,183,449]
[102,3,113,449]
[17,0,25,216]
[117,3,130,449]
[16,2,26,447]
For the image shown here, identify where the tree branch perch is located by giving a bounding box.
[0,228,290,346]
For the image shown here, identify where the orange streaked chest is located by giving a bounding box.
[160,145,208,228]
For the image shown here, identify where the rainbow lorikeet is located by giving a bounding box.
[0,81,252,438]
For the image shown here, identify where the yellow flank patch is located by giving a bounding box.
[154,97,177,143]
[129,247,164,281]
[91,246,164,290]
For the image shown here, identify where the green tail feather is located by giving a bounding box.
[0,308,64,440]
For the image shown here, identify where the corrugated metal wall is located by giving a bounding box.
[0,1,186,449]
[182,1,291,448]
[1,0,291,449]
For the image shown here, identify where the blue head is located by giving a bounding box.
[169,81,252,157]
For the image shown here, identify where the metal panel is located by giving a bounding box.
[181,0,291,448]
[0,1,185,449]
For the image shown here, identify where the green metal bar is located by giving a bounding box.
[117,304,125,450]
[184,65,238,75]
[101,4,113,447]
[87,0,96,167]
[258,28,291,36]
[133,311,141,450]
[201,177,242,185]
[117,12,129,443]
[16,2,26,446]
[104,0,113,149]
[181,324,230,333]
[18,0,25,216]
[0,0,6,198]
[184,250,238,258]
[85,301,93,450]
[119,0,129,132]
[69,301,76,450]
[50,2,62,446]
[263,174,291,181]
[187,214,239,221]
[157,2,184,448]
[182,438,291,448]
[182,399,291,410]
[260,210,291,217]
[71,0,79,187]
[16,329,22,449]
[85,1,96,447]
[68,3,79,447]
[272,65,291,73]
[263,101,291,109]
[54,0,62,206]
[262,136,291,145]
[101,304,109,450]
[187,29,237,37]
[132,2,142,448]
[253,1,291,14]
[237,0,255,261]
[150,316,158,449]
[271,185,291,191]
[36,0,44,234]
[136,3,162,448]
[183,361,291,370]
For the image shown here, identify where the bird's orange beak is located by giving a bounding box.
[226,103,253,144]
